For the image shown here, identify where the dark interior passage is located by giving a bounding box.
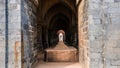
[22,0,78,62]
[36,0,78,62]
[48,13,71,47]
[21,0,89,68]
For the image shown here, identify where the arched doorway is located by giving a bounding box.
[21,0,89,68]
[37,1,78,62]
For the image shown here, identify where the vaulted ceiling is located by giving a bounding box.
[36,0,78,45]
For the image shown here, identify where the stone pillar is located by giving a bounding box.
[8,0,21,68]
[0,0,5,68]
[87,0,120,68]
[77,0,89,68]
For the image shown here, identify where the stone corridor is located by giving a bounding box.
[0,0,120,68]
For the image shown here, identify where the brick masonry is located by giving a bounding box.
[21,0,38,68]
[77,0,89,68]
[8,0,21,68]
[0,0,5,68]
[0,0,120,68]
[87,0,120,68]
[0,0,21,68]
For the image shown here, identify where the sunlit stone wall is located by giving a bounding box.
[0,0,5,67]
[88,0,120,68]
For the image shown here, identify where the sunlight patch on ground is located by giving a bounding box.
[34,62,81,68]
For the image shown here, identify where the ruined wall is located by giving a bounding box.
[21,0,38,68]
[0,0,22,68]
[0,0,5,67]
[88,0,103,68]
[88,0,120,68]
[77,0,89,68]
[0,0,38,68]
[8,0,21,68]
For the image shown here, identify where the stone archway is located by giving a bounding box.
[2,0,120,68]
[20,0,89,68]
[36,0,79,63]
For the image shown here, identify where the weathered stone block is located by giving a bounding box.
[90,53,101,59]
[45,48,77,62]
[90,61,102,68]
[89,41,103,52]
[9,0,20,4]
[114,0,120,2]
[111,60,120,66]
[106,7,120,13]
[104,0,114,3]
[104,48,120,60]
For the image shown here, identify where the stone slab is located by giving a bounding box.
[45,47,77,62]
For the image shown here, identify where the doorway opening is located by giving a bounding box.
[37,0,78,63]
[21,0,89,68]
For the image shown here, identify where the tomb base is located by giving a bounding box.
[45,47,77,62]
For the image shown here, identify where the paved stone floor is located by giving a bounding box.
[34,62,81,68]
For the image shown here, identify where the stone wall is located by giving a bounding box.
[77,0,89,68]
[0,0,22,68]
[0,0,120,68]
[0,0,38,68]
[21,0,38,68]
[88,0,103,68]
[88,0,120,68]
[8,0,21,68]
[0,0,5,68]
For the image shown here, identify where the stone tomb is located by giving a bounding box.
[45,30,77,62]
